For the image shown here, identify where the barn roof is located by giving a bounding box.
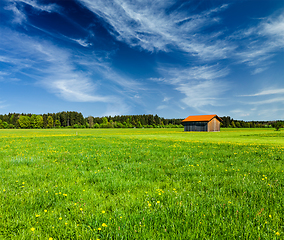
[182,114,222,122]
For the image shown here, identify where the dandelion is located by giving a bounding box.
[65,223,68,225]
[44,210,47,212]
[98,228,101,230]
[102,210,105,213]
[276,232,280,236]
[36,214,40,217]
[148,203,151,207]
[49,238,53,240]
[269,215,272,218]
[157,201,160,203]
[59,217,62,220]
[80,208,83,211]
[3,189,5,192]
[102,223,107,227]
[31,227,35,232]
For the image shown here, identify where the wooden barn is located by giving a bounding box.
[182,114,222,132]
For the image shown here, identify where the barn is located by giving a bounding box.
[181,114,222,132]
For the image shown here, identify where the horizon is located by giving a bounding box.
[1,0,284,121]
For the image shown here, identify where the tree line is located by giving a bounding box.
[221,116,283,129]
[0,112,183,129]
[0,112,282,129]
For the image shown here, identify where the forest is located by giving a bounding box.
[0,112,282,129]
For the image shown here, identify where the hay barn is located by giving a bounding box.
[182,114,222,132]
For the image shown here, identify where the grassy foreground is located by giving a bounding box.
[0,128,283,239]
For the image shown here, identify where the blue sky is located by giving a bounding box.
[0,0,283,120]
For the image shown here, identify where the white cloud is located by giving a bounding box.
[176,80,229,108]
[154,64,230,109]
[247,97,284,105]
[47,79,110,103]
[234,12,284,73]
[78,0,233,60]
[4,2,26,24]
[242,88,284,97]
[12,0,59,13]
[0,29,114,103]
[4,0,60,25]
[70,38,92,47]
[157,105,167,110]
[163,97,172,102]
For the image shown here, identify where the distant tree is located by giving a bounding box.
[18,116,31,129]
[94,123,100,128]
[47,116,54,128]
[55,119,61,128]
[235,122,241,128]
[30,114,37,128]
[102,117,108,125]
[36,115,43,128]
[273,121,283,131]
[2,121,8,129]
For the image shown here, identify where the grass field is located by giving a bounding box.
[0,128,283,239]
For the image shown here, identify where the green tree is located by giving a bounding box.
[47,116,54,128]
[18,116,31,129]
[30,114,37,129]
[36,115,43,128]
[235,122,241,128]
[102,117,108,125]
[55,119,61,128]
[273,121,283,131]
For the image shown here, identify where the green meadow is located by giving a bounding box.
[0,128,283,239]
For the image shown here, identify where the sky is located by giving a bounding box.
[0,0,284,121]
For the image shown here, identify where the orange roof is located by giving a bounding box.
[182,114,222,122]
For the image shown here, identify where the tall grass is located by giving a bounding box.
[0,129,283,239]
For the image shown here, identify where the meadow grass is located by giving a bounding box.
[0,128,283,239]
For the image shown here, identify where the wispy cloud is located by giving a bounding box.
[153,64,230,109]
[78,0,232,60]
[0,28,113,103]
[4,2,26,24]
[246,97,284,105]
[242,88,284,97]
[234,12,284,73]
[176,80,229,108]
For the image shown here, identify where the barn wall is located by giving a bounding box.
[208,118,220,132]
[183,121,207,132]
